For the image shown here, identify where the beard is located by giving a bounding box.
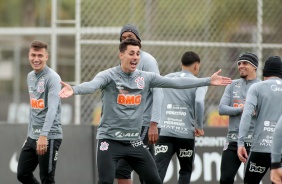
[240,74,247,78]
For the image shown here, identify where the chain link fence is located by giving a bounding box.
[1,0,282,125]
[78,0,282,125]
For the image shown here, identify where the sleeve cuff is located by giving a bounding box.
[40,132,49,137]
[271,162,281,169]
[237,141,244,147]
[72,86,77,95]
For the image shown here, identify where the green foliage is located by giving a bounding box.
[0,0,75,27]
[0,0,21,26]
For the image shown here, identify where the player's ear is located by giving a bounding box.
[194,63,198,71]
[197,62,200,70]
[119,52,123,60]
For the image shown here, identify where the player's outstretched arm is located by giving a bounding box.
[210,69,232,86]
[59,81,74,98]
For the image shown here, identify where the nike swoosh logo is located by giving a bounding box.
[9,152,18,173]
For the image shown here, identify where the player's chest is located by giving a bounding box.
[28,75,47,97]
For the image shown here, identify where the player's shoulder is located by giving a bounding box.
[94,66,117,80]
[27,70,34,76]
[135,69,158,79]
[140,50,156,59]
[136,69,153,75]
[231,78,242,83]
[139,50,159,73]
[96,66,117,76]
[254,78,262,82]
[46,67,61,80]
[248,81,263,92]
[258,78,281,87]
[140,50,158,65]
[164,71,182,78]
[228,78,244,87]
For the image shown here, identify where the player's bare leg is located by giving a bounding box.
[117,179,133,184]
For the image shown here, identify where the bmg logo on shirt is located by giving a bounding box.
[30,98,45,109]
[117,94,141,105]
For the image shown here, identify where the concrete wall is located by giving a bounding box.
[0,125,269,184]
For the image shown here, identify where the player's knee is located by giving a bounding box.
[115,168,132,179]
[17,173,36,184]
[117,178,133,184]
[17,171,26,182]
[150,178,162,184]
[143,175,162,184]
[40,175,55,184]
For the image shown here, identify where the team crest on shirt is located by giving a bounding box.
[135,77,144,89]
[234,83,241,88]
[29,86,33,93]
[116,82,124,90]
[37,81,45,93]
[100,141,109,151]
[233,91,240,98]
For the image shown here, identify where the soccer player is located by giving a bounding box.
[116,24,162,184]
[155,51,207,183]
[59,38,231,184]
[238,56,282,184]
[219,52,260,184]
[17,40,63,184]
[271,115,282,184]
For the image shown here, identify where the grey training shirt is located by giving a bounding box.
[27,66,63,140]
[159,70,208,139]
[137,50,163,126]
[271,115,282,166]
[219,78,260,143]
[72,65,211,141]
[238,78,282,153]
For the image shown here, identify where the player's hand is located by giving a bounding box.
[237,146,248,163]
[195,128,204,137]
[210,69,232,86]
[36,135,48,155]
[252,109,256,116]
[148,122,159,145]
[59,81,74,98]
[271,168,282,184]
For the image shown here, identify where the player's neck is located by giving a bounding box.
[245,73,257,81]
[182,66,196,76]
